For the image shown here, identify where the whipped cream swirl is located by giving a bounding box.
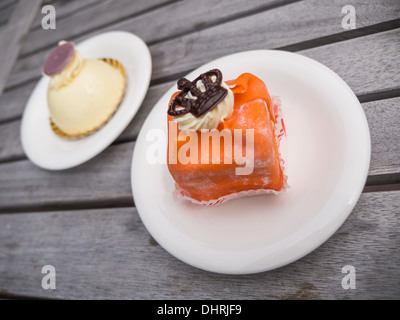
[173,80,234,130]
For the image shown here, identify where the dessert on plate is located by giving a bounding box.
[42,41,126,139]
[167,68,287,205]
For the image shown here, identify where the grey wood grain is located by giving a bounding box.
[21,0,295,57]
[5,0,400,90]
[30,0,102,30]
[0,0,15,11]
[300,29,400,100]
[19,0,174,57]
[0,0,42,94]
[0,0,16,26]
[0,191,398,299]
[0,119,24,162]
[0,142,134,212]
[0,81,36,123]
[363,98,400,176]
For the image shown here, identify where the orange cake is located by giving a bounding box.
[167,69,286,205]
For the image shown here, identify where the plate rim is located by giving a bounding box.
[131,49,371,274]
[20,30,152,170]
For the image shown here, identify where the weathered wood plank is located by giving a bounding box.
[363,98,400,176]
[0,0,42,94]
[19,0,174,57]
[0,0,16,26]
[0,191,399,299]
[0,142,134,212]
[5,0,400,90]
[30,0,102,30]
[0,81,36,123]
[0,119,24,162]
[300,30,400,99]
[0,0,15,11]
[21,0,296,57]
[149,27,400,89]
[1,94,399,180]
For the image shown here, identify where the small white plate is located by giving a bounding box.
[21,31,152,170]
[131,50,370,274]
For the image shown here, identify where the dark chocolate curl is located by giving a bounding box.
[168,69,228,118]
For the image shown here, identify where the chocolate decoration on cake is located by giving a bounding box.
[43,42,75,76]
[168,69,228,118]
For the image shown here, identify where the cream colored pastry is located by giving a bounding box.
[46,42,125,136]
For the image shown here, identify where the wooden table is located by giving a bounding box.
[0,0,399,300]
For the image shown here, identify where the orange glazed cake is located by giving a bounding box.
[167,69,287,205]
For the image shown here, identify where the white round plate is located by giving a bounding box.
[131,50,370,274]
[21,31,152,170]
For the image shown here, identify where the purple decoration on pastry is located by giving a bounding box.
[43,42,75,76]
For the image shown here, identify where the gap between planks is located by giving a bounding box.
[0,196,134,215]
[6,18,400,94]
[277,18,400,52]
[18,0,299,60]
[17,0,182,60]
[0,291,52,300]
[364,183,400,193]
[1,184,400,215]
